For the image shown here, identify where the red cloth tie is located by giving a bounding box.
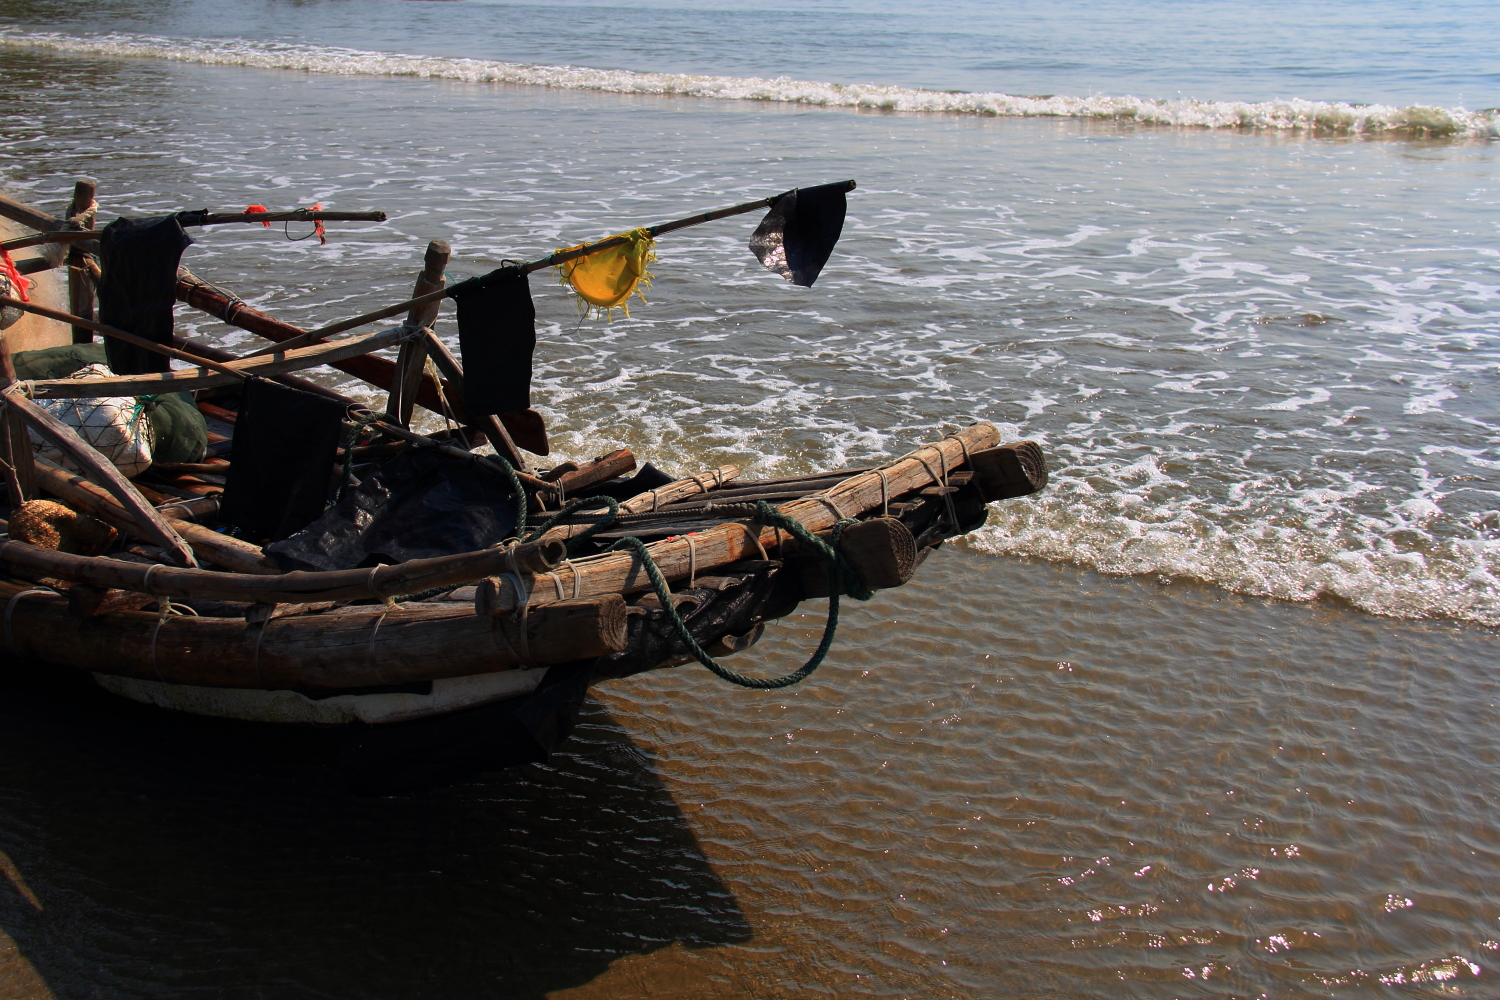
[0,248,31,303]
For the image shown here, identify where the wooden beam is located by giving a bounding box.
[0,191,65,234]
[0,583,625,690]
[67,177,98,345]
[387,240,448,426]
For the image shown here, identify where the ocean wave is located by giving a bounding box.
[2,29,1496,139]
[962,483,1500,627]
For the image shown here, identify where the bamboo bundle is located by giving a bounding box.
[492,422,1000,613]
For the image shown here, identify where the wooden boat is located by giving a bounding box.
[0,178,1048,789]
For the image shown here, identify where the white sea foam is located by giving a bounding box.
[3,29,1497,139]
[963,483,1500,626]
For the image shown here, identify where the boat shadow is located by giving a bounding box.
[0,660,749,999]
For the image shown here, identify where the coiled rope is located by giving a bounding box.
[608,500,871,689]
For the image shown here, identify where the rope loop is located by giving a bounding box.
[480,449,532,539]
[330,409,392,507]
[604,501,871,690]
[522,494,621,554]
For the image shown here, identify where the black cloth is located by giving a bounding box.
[97,215,194,375]
[220,378,348,542]
[749,181,849,287]
[453,271,536,415]
[266,447,521,572]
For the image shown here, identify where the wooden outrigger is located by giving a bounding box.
[0,178,1048,789]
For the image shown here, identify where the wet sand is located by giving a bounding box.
[2,548,1496,997]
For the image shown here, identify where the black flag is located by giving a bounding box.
[453,270,537,416]
[749,181,850,287]
[220,377,347,542]
[98,215,195,375]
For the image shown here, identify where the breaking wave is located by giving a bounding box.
[961,483,1500,627]
[3,29,1498,139]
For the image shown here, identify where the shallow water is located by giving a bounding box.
[0,2,1498,996]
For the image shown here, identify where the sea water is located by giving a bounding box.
[0,1,1496,997]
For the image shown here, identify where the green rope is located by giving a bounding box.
[523,495,621,554]
[330,410,391,508]
[607,500,869,690]
[477,450,532,539]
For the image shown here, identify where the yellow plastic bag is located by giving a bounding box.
[555,228,656,319]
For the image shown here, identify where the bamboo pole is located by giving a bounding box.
[190,209,387,226]
[23,324,410,399]
[0,295,247,381]
[0,229,100,253]
[286,181,857,344]
[0,533,565,605]
[620,465,743,513]
[170,335,357,404]
[502,423,997,613]
[2,390,197,566]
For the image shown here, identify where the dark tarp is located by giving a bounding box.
[452,270,536,416]
[97,215,194,375]
[266,447,521,572]
[220,377,347,542]
[748,181,849,287]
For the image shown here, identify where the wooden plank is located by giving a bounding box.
[23,324,408,398]
[1,407,37,503]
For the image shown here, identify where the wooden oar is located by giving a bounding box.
[272,181,857,348]
[0,296,246,381]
